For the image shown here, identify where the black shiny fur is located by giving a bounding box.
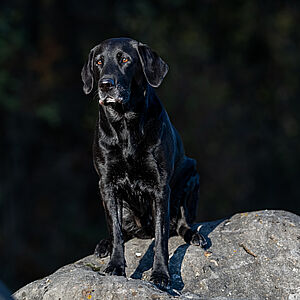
[81,38,206,287]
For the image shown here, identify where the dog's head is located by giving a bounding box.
[81,38,168,106]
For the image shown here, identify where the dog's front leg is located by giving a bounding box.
[102,185,126,276]
[150,185,170,287]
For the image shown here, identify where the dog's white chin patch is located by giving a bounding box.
[99,97,116,105]
[106,97,116,103]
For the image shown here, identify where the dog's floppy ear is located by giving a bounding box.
[81,48,95,94]
[137,42,169,88]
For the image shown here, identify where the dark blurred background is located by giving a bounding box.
[1,0,299,292]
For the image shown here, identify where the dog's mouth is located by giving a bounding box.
[106,97,116,103]
[99,96,120,106]
[98,86,131,107]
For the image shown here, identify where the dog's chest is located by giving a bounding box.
[108,132,160,199]
[114,144,159,189]
[114,123,159,180]
[96,116,164,205]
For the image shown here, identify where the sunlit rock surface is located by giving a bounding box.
[13,210,300,300]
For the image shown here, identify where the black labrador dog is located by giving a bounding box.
[81,37,206,287]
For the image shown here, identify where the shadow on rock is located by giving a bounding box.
[169,243,189,290]
[130,217,226,292]
[130,241,155,279]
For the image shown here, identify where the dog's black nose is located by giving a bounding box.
[99,78,115,92]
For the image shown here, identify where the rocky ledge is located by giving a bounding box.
[13,210,300,300]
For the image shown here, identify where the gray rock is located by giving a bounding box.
[13,210,300,300]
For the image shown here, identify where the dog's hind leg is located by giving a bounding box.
[176,161,207,248]
[94,232,132,258]
[94,238,111,258]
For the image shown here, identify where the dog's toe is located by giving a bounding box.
[190,232,207,248]
[104,262,126,276]
[150,271,170,288]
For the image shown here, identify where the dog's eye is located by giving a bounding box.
[96,56,104,66]
[122,57,129,63]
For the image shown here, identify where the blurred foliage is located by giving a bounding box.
[0,0,300,292]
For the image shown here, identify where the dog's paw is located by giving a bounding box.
[150,271,170,288]
[190,231,207,248]
[94,239,111,258]
[104,262,126,276]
